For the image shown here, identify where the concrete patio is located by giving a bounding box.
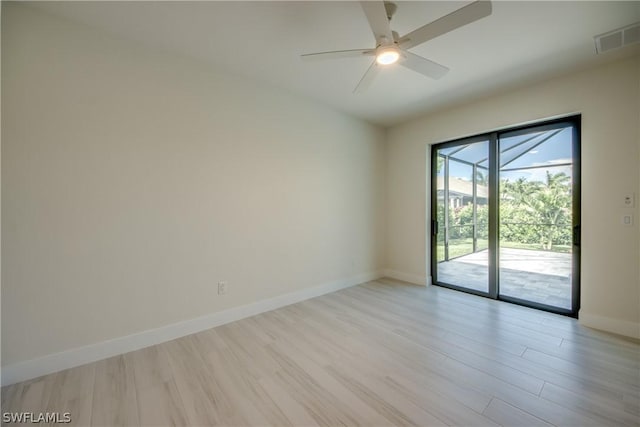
[437,247,572,309]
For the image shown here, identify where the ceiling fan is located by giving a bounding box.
[301,1,492,93]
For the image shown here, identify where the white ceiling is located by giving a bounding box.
[27,1,640,127]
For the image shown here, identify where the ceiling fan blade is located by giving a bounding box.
[400,51,449,79]
[399,0,492,50]
[353,60,380,94]
[360,1,394,45]
[301,49,375,61]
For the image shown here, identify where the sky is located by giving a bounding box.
[438,126,574,184]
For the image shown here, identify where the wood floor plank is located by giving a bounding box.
[483,397,554,427]
[91,355,138,426]
[201,346,278,426]
[523,347,640,389]
[339,285,535,356]
[534,338,640,377]
[558,337,640,369]
[1,374,57,427]
[257,376,321,427]
[135,379,189,426]
[391,325,546,395]
[14,375,55,410]
[381,375,500,427]
[129,344,174,391]
[163,337,233,426]
[623,393,640,416]
[268,340,395,426]
[215,321,282,379]
[1,382,23,418]
[4,279,639,426]
[46,363,95,426]
[128,343,191,426]
[324,364,448,426]
[540,381,640,426]
[359,281,565,351]
[465,334,634,405]
[264,346,364,426]
[287,295,495,414]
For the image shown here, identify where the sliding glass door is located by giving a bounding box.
[498,123,579,311]
[431,117,580,316]
[434,138,490,295]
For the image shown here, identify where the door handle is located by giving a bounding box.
[432,220,438,236]
[573,225,581,246]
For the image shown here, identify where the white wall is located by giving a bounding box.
[3,2,638,383]
[387,56,640,338]
[1,4,386,369]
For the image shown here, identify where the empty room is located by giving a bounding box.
[2,1,639,426]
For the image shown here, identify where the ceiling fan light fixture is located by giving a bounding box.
[375,46,400,65]
[301,1,493,92]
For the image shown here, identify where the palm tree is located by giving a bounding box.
[502,177,541,205]
[501,172,571,250]
[537,171,571,249]
[475,169,489,186]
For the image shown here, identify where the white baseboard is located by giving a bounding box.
[579,311,640,339]
[1,270,383,386]
[383,269,428,286]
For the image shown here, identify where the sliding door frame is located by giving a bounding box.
[430,134,493,298]
[430,115,581,317]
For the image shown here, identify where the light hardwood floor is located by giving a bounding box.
[2,279,639,426]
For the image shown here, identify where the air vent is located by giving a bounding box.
[595,22,640,54]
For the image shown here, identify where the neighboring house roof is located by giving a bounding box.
[437,176,488,199]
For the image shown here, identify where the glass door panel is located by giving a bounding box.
[434,140,489,294]
[431,116,580,317]
[498,124,576,310]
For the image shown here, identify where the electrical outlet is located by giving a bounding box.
[623,193,635,208]
[218,281,228,295]
[622,214,633,226]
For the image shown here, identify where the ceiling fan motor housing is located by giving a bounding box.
[384,1,397,20]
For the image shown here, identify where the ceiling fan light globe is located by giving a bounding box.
[376,47,400,65]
